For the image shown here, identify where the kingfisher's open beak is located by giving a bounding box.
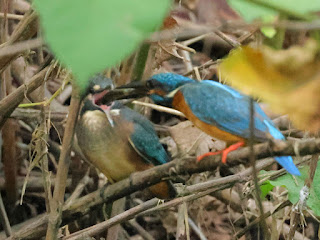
[86,74,115,105]
[96,81,150,105]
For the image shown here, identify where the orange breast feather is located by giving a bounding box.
[173,91,245,146]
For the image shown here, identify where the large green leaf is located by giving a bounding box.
[34,0,170,90]
[262,161,320,216]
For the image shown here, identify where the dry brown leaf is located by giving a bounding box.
[169,121,225,157]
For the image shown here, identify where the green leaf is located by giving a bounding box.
[227,0,320,22]
[228,0,276,22]
[260,15,277,38]
[265,161,320,216]
[34,0,170,91]
[269,167,307,204]
[261,27,276,38]
[260,180,274,198]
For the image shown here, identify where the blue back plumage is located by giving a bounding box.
[112,102,170,165]
[149,73,195,106]
[181,81,270,141]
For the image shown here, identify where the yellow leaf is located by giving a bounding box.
[219,40,320,132]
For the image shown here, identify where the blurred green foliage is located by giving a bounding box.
[34,0,170,91]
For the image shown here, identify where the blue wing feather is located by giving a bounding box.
[181,81,269,141]
[118,106,170,165]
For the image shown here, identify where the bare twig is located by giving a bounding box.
[174,42,196,53]
[106,198,126,240]
[180,49,193,73]
[185,158,274,194]
[65,184,232,240]
[63,198,159,240]
[64,170,91,209]
[180,33,212,46]
[0,10,38,72]
[233,200,291,239]
[188,218,207,240]
[0,66,49,128]
[132,100,185,117]
[46,85,81,240]
[176,204,187,239]
[0,38,43,58]
[183,59,220,77]
[213,30,240,48]
[0,192,11,237]
[249,98,269,237]
[0,12,23,20]
[128,219,155,240]
[2,120,18,203]
[11,108,67,122]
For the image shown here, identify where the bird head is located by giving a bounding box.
[87,73,114,104]
[80,73,115,116]
[146,73,195,106]
[99,73,195,106]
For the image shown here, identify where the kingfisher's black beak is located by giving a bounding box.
[97,81,150,105]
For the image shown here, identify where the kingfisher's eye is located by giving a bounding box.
[146,80,155,89]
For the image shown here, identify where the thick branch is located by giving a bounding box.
[45,86,81,240]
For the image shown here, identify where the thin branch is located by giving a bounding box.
[183,59,220,77]
[0,66,49,128]
[0,10,38,72]
[10,108,67,122]
[0,38,43,58]
[233,200,291,239]
[63,198,159,240]
[39,71,51,213]
[0,12,23,20]
[176,204,187,239]
[249,98,268,237]
[106,198,126,240]
[213,30,240,48]
[128,219,155,240]
[64,184,232,240]
[188,218,207,240]
[64,170,91,209]
[45,85,81,239]
[0,192,11,237]
[132,100,185,117]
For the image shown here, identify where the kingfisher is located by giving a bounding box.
[105,73,300,176]
[76,92,176,199]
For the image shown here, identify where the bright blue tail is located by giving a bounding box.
[264,120,300,176]
[274,156,300,176]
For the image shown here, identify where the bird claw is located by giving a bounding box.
[197,150,222,162]
[197,141,245,164]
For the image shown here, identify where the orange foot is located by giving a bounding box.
[197,141,245,164]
